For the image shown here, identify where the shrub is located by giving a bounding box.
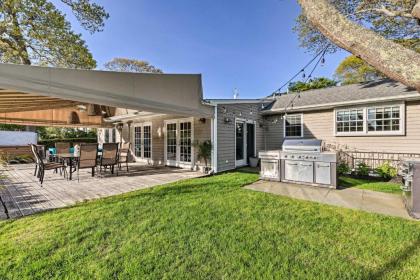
[38,138,97,149]
[376,161,398,180]
[193,140,212,167]
[337,162,351,175]
[356,162,370,177]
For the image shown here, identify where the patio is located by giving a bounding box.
[0,163,203,219]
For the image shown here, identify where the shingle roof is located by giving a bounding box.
[265,79,419,113]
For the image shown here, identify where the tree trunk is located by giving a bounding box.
[297,0,420,91]
[413,0,420,20]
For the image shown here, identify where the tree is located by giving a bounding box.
[104,58,163,73]
[288,77,337,92]
[335,39,420,84]
[335,55,383,85]
[0,0,109,68]
[295,0,420,90]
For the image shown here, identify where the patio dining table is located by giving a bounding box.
[55,153,79,180]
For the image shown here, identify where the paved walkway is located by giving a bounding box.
[0,163,203,219]
[245,180,412,220]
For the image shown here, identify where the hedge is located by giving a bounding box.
[39,138,98,148]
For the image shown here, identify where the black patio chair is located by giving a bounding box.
[76,143,99,182]
[99,143,119,175]
[31,144,66,186]
[118,142,131,173]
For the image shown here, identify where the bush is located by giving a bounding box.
[337,162,351,175]
[39,138,97,149]
[376,161,398,180]
[356,162,370,177]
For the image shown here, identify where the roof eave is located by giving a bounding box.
[261,94,420,115]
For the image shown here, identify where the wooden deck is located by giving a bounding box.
[0,163,203,219]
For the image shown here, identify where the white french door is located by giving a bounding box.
[133,123,152,161]
[165,118,194,168]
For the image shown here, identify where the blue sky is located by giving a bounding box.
[59,0,349,99]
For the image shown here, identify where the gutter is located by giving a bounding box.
[262,94,420,115]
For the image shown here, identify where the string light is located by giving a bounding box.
[269,44,330,97]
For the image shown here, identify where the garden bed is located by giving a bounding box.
[338,175,402,194]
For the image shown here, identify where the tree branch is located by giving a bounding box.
[413,0,420,20]
[297,0,420,91]
[357,5,414,19]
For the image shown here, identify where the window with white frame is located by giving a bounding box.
[284,114,303,137]
[336,109,364,133]
[367,106,401,132]
[335,103,404,136]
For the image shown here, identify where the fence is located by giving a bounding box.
[338,150,420,170]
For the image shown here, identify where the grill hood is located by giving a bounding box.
[282,139,322,153]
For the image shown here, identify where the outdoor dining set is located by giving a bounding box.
[30,142,131,186]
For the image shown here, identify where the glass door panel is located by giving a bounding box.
[143,125,151,159]
[236,122,245,161]
[166,123,177,161]
[134,126,142,157]
[179,121,192,163]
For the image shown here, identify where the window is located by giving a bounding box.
[104,129,110,143]
[111,128,116,143]
[367,106,400,132]
[284,114,303,137]
[143,125,151,159]
[134,127,141,157]
[336,109,364,133]
[335,103,404,136]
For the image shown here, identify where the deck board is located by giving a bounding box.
[0,163,203,219]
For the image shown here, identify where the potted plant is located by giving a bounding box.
[194,140,212,174]
[248,156,259,168]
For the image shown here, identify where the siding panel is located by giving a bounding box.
[265,100,420,154]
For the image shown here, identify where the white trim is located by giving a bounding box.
[212,105,218,173]
[206,99,264,105]
[283,113,304,138]
[164,117,195,168]
[262,94,420,115]
[234,118,257,168]
[333,102,405,137]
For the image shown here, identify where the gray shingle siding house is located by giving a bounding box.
[101,79,420,173]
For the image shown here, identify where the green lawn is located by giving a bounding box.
[339,176,402,194]
[0,172,419,279]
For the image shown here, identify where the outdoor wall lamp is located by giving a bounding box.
[224,117,232,124]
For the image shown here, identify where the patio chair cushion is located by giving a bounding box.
[101,158,117,166]
[79,159,97,169]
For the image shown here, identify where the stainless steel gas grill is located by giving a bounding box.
[400,159,420,219]
[259,139,337,188]
[259,150,282,181]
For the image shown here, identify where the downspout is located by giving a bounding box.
[203,100,218,173]
[211,104,218,173]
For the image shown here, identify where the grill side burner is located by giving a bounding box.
[401,160,420,219]
[259,150,282,181]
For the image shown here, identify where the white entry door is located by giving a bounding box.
[165,118,194,168]
[133,123,152,161]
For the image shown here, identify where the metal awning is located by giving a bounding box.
[0,63,213,118]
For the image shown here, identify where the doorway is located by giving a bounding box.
[165,118,194,168]
[133,123,152,161]
[235,119,256,167]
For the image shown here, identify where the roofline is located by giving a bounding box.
[262,93,420,114]
[205,99,265,105]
